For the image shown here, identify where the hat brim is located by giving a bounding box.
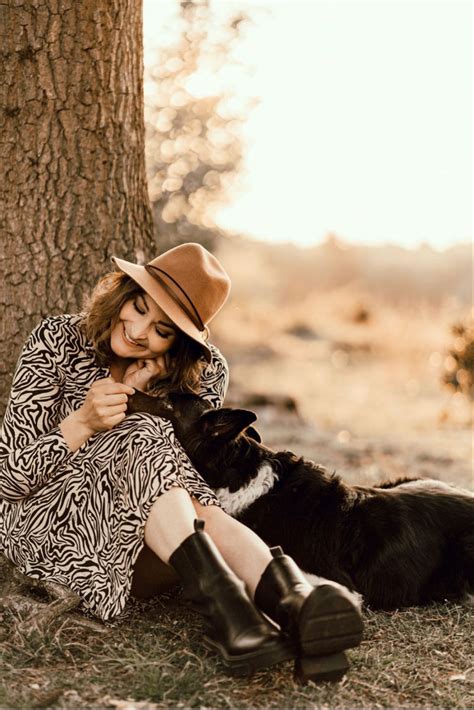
[111,256,212,363]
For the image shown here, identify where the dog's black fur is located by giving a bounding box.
[129,390,474,610]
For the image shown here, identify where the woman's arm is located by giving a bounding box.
[0,318,72,501]
[1,317,135,501]
[197,343,230,409]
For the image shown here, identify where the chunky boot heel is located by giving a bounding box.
[294,651,350,684]
[297,582,364,656]
[255,547,363,681]
[169,520,294,675]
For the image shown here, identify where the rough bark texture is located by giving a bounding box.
[0,0,156,415]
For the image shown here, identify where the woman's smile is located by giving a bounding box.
[121,323,145,349]
[110,294,177,361]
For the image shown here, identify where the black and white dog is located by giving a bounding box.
[129,391,474,610]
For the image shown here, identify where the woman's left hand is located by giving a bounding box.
[123,356,168,391]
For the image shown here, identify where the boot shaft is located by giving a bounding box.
[168,519,294,673]
[169,519,245,600]
[255,546,313,624]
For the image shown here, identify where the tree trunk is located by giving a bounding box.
[0,0,156,415]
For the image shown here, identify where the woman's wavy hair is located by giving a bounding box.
[82,272,206,395]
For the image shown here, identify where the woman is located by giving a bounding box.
[0,242,362,677]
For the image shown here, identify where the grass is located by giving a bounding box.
[1,585,473,710]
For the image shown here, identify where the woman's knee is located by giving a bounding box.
[120,412,175,439]
[105,413,177,459]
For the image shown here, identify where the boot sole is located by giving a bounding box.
[298,586,363,657]
[202,635,295,676]
[294,651,350,684]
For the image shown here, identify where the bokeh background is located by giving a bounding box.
[142,0,472,486]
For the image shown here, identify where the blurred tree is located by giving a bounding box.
[145,0,251,252]
[0,0,155,413]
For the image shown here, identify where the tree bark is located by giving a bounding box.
[0,0,156,415]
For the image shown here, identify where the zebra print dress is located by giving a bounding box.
[0,314,229,621]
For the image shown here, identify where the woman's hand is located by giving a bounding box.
[122,356,168,391]
[76,377,135,431]
[60,377,135,451]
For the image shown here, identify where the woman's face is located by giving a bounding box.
[110,291,178,361]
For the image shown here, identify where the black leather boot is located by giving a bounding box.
[255,547,363,658]
[169,520,294,676]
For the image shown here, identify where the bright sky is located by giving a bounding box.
[143,0,472,250]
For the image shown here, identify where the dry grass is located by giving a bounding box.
[1,589,473,710]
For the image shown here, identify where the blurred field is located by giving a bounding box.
[213,235,473,489]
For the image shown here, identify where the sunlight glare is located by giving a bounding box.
[143,0,471,250]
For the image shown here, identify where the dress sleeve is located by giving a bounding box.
[197,343,229,409]
[0,318,72,502]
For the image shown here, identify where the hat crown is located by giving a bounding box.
[111,242,230,362]
[146,243,230,326]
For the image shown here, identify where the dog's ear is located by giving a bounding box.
[245,426,262,443]
[199,408,257,442]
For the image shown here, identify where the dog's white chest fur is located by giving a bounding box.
[214,463,278,516]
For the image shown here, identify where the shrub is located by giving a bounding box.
[442,320,474,399]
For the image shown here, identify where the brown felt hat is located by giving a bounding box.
[111,243,231,362]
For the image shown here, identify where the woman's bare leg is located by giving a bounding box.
[143,487,271,596]
[192,500,272,597]
[144,486,197,559]
[133,487,195,598]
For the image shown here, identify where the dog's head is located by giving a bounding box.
[128,390,266,490]
[171,396,266,490]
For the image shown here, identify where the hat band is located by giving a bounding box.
[144,264,206,333]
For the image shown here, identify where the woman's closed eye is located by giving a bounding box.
[133,299,173,339]
[155,327,172,339]
[133,300,146,316]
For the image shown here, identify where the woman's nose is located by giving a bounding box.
[128,322,150,342]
